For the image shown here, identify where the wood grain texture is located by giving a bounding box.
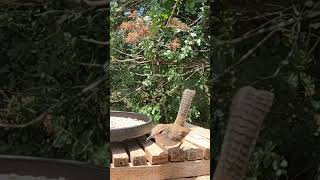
[111,123,211,179]
[157,143,185,162]
[185,122,210,139]
[174,175,210,180]
[125,140,148,166]
[110,160,210,180]
[137,136,168,165]
[111,143,129,167]
[180,140,203,161]
[213,86,274,180]
[184,132,210,160]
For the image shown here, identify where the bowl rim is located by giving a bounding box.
[110,110,152,131]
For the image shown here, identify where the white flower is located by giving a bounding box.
[196,39,201,46]
[186,46,192,51]
[190,32,197,37]
[144,16,151,22]
[179,53,186,59]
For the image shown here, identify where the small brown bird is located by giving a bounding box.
[146,89,196,146]
[146,123,191,146]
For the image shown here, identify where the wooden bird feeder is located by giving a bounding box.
[110,122,210,180]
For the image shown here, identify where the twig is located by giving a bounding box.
[213,31,276,82]
[81,37,108,45]
[189,15,202,27]
[0,90,9,101]
[83,0,108,7]
[228,31,276,68]
[243,16,283,37]
[256,45,294,81]
[111,56,148,64]
[81,76,106,93]
[308,37,320,55]
[167,67,202,95]
[0,0,44,5]
[310,1,320,12]
[111,86,143,103]
[220,18,296,45]
[75,62,105,68]
[35,10,71,17]
[111,48,141,58]
[258,20,300,81]
[111,67,204,103]
[112,57,209,67]
[166,0,181,26]
[242,8,292,21]
[292,165,313,180]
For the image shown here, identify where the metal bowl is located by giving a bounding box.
[110,111,153,142]
[0,155,108,180]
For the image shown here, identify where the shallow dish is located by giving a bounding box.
[110,111,153,142]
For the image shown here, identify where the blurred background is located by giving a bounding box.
[0,1,108,167]
[212,1,320,179]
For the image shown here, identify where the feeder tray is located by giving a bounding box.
[110,111,153,142]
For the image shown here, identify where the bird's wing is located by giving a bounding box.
[168,127,190,141]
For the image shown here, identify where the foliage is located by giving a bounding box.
[0,1,108,166]
[110,0,210,127]
[212,1,320,179]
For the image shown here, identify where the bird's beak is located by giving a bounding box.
[146,134,155,142]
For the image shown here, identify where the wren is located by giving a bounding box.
[146,89,196,147]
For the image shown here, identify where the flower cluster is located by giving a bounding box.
[119,11,151,44]
[166,37,180,51]
[167,17,190,31]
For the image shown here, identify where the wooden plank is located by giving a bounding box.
[180,140,203,161]
[110,160,210,180]
[184,132,210,160]
[185,123,210,139]
[156,143,185,162]
[136,136,168,165]
[125,140,148,166]
[111,143,129,167]
[174,175,210,180]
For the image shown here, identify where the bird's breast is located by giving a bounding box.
[155,134,181,146]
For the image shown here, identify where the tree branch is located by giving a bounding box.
[166,0,181,26]
[213,30,276,82]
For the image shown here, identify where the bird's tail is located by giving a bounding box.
[213,86,274,180]
[174,89,196,127]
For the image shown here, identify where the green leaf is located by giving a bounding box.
[311,100,320,110]
[53,130,70,148]
[287,73,299,89]
[161,13,169,20]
